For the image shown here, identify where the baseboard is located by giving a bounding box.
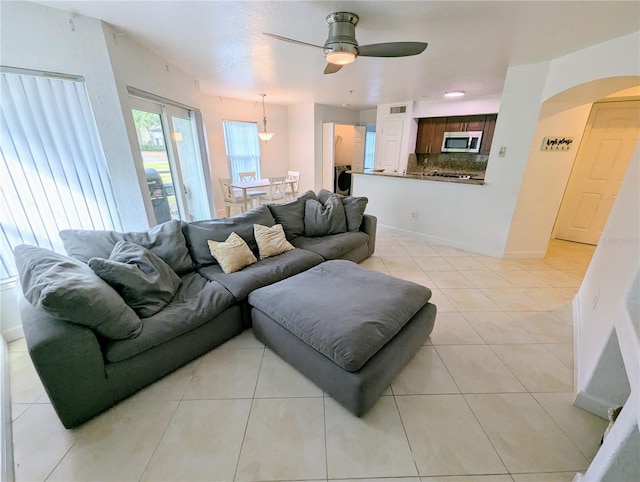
[377,224,504,258]
[502,250,546,259]
[0,337,15,482]
[574,390,612,419]
[573,294,582,394]
[1,327,23,344]
[571,294,611,417]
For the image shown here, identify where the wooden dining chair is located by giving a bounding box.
[259,176,287,205]
[218,178,246,217]
[238,171,266,207]
[285,170,300,199]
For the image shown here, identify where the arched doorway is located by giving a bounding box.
[503,76,640,258]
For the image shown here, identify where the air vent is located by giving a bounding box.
[389,106,407,114]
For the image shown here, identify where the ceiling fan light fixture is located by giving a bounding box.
[326,50,356,65]
[444,91,465,98]
[257,94,275,141]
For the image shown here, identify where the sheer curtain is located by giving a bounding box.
[0,69,121,279]
[364,127,376,170]
[222,121,261,181]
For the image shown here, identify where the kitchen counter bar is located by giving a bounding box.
[349,170,485,185]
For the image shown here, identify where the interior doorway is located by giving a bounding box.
[554,100,640,245]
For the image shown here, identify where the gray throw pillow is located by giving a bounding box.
[268,190,317,240]
[317,189,368,232]
[341,195,369,232]
[88,241,181,318]
[182,204,275,267]
[13,244,142,339]
[59,219,194,275]
[304,194,348,237]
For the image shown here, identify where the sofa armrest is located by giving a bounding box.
[360,214,377,258]
[19,298,112,428]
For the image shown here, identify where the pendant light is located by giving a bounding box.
[257,94,275,141]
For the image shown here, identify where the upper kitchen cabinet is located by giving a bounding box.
[479,114,497,155]
[415,113,498,155]
[444,115,485,133]
[416,117,447,154]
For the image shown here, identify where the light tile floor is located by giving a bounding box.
[9,231,608,482]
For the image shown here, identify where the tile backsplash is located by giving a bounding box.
[408,153,488,174]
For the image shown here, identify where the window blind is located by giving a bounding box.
[222,121,261,182]
[0,70,121,279]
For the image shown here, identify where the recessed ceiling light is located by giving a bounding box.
[444,91,465,98]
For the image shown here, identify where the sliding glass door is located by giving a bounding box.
[130,96,210,224]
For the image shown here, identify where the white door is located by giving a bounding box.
[555,100,640,245]
[352,126,366,172]
[322,122,335,191]
[377,118,405,173]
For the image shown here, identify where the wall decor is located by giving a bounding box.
[542,136,574,151]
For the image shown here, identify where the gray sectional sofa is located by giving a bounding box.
[14,190,376,428]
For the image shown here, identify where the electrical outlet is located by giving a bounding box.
[410,211,417,220]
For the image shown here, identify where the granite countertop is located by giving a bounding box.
[350,169,485,185]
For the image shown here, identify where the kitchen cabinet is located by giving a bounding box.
[416,117,447,154]
[479,114,497,155]
[415,113,498,155]
[445,115,485,133]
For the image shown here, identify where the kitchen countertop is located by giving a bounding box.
[349,169,485,185]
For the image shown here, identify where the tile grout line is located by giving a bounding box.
[390,392,421,478]
[137,399,182,482]
[232,346,266,481]
[528,391,596,463]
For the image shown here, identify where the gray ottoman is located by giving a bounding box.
[248,260,437,416]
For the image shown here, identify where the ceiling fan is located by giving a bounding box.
[264,12,428,75]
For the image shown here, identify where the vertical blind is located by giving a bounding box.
[0,70,121,279]
[222,120,261,181]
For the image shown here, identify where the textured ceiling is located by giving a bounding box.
[36,1,640,108]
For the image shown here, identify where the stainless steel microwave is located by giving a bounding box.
[441,131,483,153]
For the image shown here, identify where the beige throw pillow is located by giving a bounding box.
[207,232,257,274]
[254,224,295,259]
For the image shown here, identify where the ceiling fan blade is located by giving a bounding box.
[357,42,428,58]
[263,33,324,49]
[324,63,343,74]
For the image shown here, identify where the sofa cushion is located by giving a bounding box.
[291,232,369,260]
[59,220,193,274]
[88,241,181,318]
[198,248,324,301]
[254,224,294,259]
[13,245,142,340]
[267,190,316,240]
[248,260,432,372]
[304,195,347,237]
[182,205,275,267]
[104,273,236,362]
[318,189,368,232]
[207,233,258,274]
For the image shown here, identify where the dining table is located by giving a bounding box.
[231,178,297,211]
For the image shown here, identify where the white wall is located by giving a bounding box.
[412,96,501,118]
[288,103,316,194]
[359,109,377,125]
[574,145,639,406]
[0,1,148,231]
[503,101,593,257]
[201,95,290,216]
